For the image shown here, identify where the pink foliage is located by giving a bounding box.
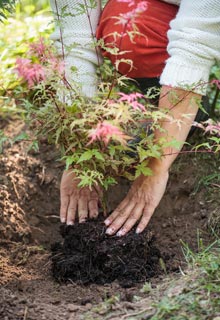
[15,38,65,87]
[194,119,220,137]
[211,79,220,89]
[15,58,46,88]
[118,92,145,111]
[87,121,129,145]
[117,1,148,28]
[29,37,47,58]
[205,121,220,136]
[50,57,65,76]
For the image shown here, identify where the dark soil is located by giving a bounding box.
[51,220,161,287]
[0,117,219,319]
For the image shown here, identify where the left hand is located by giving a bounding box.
[104,170,169,236]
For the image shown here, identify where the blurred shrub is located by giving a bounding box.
[0,0,53,114]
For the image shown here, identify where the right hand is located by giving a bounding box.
[60,170,102,225]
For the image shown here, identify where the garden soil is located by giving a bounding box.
[0,118,219,320]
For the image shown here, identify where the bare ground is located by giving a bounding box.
[0,117,219,320]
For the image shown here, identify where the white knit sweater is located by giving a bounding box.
[50,0,220,96]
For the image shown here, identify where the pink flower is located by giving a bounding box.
[29,39,65,77]
[87,121,130,145]
[50,57,65,76]
[118,92,145,111]
[116,1,148,28]
[211,79,220,89]
[15,58,46,88]
[194,119,220,137]
[136,1,148,13]
[205,121,220,136]
[29,37,47,58]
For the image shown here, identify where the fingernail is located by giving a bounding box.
[104,219,111,226]
[117,229,125,237]
[60,217,66,223]
[106,227,114,235]
[79,219,86,223]
[67,221,74,226]
[136,227,141,234]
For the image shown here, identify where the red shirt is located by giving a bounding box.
[96,0,178,78]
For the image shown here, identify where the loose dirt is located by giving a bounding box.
[51,220,161,287]
[0,117,218,320]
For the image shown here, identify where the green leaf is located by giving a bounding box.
[137,145,161,162]
[137,147,149,162]
[27,140,39,153]
[103,176,117,190]
[162,139,183,150]
[65,156,76,169]
[135,162,153,178]
[209,136,220,144]
[109,145,116,158]
[13,132,29,143]
[93,150,105,161]
[77,150,93,163]
[0,130,8,153]
[73,169,104,188]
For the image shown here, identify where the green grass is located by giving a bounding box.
[151,241,220,320]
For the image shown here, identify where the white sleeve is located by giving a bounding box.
[160,0,220,95]
[49,0,101,97]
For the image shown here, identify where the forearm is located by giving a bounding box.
[149,85,201,173]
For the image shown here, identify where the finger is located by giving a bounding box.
[60,194,69,223]
[88,199,99,219]
[88,189,99,218]
[104,197,129,226]
[102,207,108,217]
[66,196,77,225]
[106,201,136,235]
[116,203,145,237]
[78,193,89,223]
[94,184,103,199]
[136,207,154,234]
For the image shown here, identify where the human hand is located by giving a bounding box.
[104,170,169,236]
[60,170,102,225]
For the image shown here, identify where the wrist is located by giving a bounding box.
[148,157,170,175]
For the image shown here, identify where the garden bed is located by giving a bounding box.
[0,118,219,320]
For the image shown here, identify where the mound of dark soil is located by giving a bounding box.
[51,218,162,287]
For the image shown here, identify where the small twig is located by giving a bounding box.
[8,173,20,200]
[40,165,46,185]
[179,265,186,276]
[45,215,60,219]
[54,0,65,62]
[54,0,73,96]
[210,87,220,117]
[30,226,45,234]
[211,183,220,188]
[23,306,28,320]
[163,149,215,157]
[83,0,102,69]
